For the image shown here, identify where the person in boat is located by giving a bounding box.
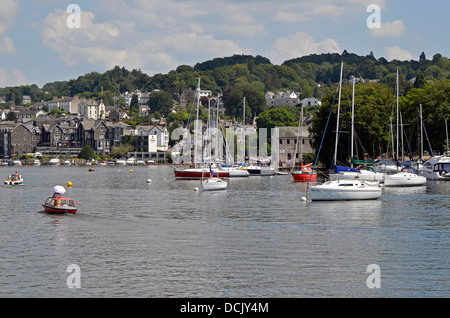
[14,171,19,181]
[53,192,62,198]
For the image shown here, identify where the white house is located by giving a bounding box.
[79,99,106,120]
[266,90,300,108]
[136,125,169,152]
[300,98,322,108]
[48,96,81,114]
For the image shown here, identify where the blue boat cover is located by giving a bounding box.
[334,165,360,173]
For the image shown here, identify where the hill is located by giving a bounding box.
[0,51,449,106]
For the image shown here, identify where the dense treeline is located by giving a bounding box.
[1,51,448,160]
[310,78,450,168]
[1,51,449,107]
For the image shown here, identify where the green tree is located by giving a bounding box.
[6,111,17,121]
[224,81,266,121]
[148,91,173,116]
[414,72,426,89]
[110,144,133,158]
[78,145,96,160]
[129,94,139,116]
[256,108,297,130]
[310,83,394,168]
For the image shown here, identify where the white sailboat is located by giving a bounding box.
[310,179,382,201]
[310,62,382,201]
[384,70,426,187]
[201,95,228,191]
[329,75,384,182]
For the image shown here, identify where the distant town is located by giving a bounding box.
[0,89,316,168]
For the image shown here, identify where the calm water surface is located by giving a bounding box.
[0,165,448,297]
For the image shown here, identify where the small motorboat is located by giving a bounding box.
[43,185,77,214]
[4,174,23,185]
[42,197,77,214]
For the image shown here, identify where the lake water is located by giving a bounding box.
[0,165,448,298]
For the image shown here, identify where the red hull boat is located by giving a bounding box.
[42,197,77,214]
[291,163,317,182]
[174,168,229,180]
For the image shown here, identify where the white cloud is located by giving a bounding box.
[0,35,15,54]
[0,0,19,54]
[0,0,19,33]
[269,31,340,64]
[0,68,27,87]
[369,20,406,38]
[272,0,386,23]
[384,46,414,61]
[40,4,253,75]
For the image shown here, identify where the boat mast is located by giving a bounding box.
[351,75,355,168]
[333,61,344,167]
[300,103,304,165]
[194,78,201,168]
[420,103,423,159]
[243,97,246,163]
[216,93,220,162]
[400,112,404,161]
[446,118,449,154]
[292,104,302,172]
[396,70,399,162]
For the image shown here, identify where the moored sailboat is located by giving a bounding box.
[308,61,383,201]
[291,103,317,182]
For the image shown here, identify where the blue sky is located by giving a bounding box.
[0,0,448,88]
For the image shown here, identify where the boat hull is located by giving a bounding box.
[42,197,77,214]
[174,169,229,180]
[310,181,382,201]
[292,171,317,182]
[42,204,77,214]
[222,167,250,177]
[422,155,450,181]
[329,171,385,182]
[201,178,228,191]
[246,167,276,176]
[384,173,427,187]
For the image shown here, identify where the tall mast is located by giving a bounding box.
[396,70,399,161]
[420,104,423,159]
[243,97,246,163]
[446,118,449,153]
[333,61,344,167]
[194,78,201,168]
[300,103,304,164]
[351,75,355,168]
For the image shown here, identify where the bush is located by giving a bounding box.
[78,145,95,160]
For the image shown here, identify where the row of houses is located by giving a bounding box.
[265,91,321,108]
[0,115,169,159]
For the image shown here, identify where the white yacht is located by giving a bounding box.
[221,165,250,177]
[246,164,276,176]
[422,153,450,181]
[49,158,61,166]
[309,179,382,201]
[384,171,427,186]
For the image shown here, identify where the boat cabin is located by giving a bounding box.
[44,197,76,208]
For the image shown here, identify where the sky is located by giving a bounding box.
[0,0,448,88]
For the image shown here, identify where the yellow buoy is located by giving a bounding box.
[130,170,133,173]
[67,182,72,187]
